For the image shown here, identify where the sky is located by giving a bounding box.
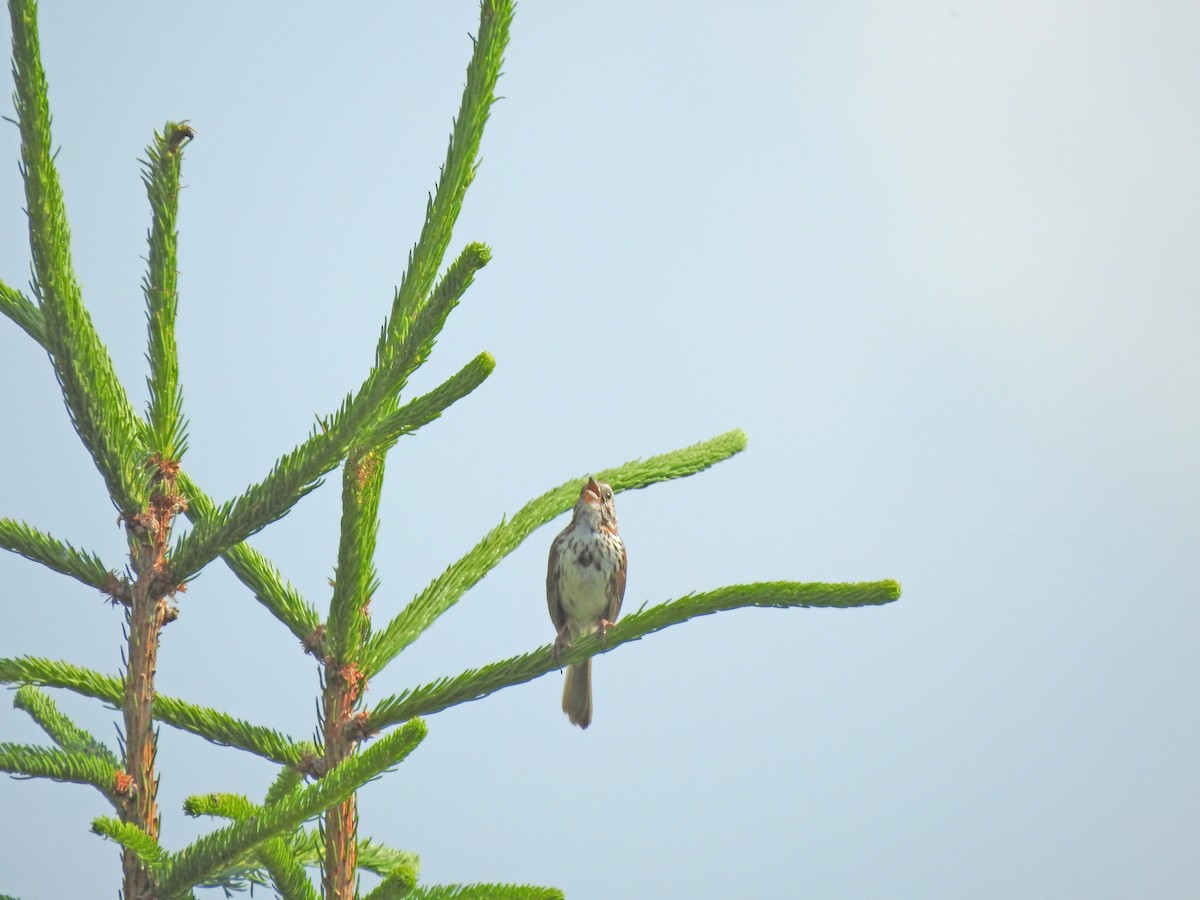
[1,1,1198,897]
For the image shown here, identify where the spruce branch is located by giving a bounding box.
[184,791,316,900]
[0,656,312,766]
[90,817,171,875]
[329,447,385,665]
[154,718,427,897]
[361,351,495,454]
[13,684,119,768]
[134,695,313,769]
[321,433,374,898]
[378,240,491,377]
[182,792,257,820]
[0,278,43,342]
[0,517,119,594]
[341,241,491,470]
[0,742,120,799]
[381,0,510,352]
[0,656,121,704]
[367,580,901,730]
[9,0,148,514]
[141,120,193,463]
[358,237,492,461]
[361,429,749,676]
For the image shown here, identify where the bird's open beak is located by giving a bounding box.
[584,477,602,499]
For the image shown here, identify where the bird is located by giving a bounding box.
[546,477,627,728]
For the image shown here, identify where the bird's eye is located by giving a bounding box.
[604,488,613,500]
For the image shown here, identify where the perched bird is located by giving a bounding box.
[546,477,627,728]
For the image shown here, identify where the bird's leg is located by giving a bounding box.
[552,624,573,664]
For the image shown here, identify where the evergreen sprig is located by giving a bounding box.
[375,241,491,393]
[330,447,385,666]
[156,689,313,767]
[362,351,495,454]
[0,518,117,592]
[184,791,316,900]
[9,0,149,514]
[0,656,312,766]
[0,656,120,705]
[12,684,119,767]
[141,121,192,462]
[90,818,171,874]
[381,0,509,356]
[182,792,258,820]
[0,742,118,799]
[368,579,901,731]
[0,279,42,342]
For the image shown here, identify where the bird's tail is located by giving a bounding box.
[562,658,592,729]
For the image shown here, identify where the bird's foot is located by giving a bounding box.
[552,627,573,664]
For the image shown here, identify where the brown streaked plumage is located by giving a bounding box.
[546,477,627,728]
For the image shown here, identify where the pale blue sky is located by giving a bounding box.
[2,3,1198,897]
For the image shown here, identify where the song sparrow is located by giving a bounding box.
[546,477,627,729]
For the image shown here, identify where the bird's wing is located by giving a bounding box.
[607,538,627,623]
[546,530,566,632]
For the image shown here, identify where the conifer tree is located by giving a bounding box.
[0,2,899,896]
